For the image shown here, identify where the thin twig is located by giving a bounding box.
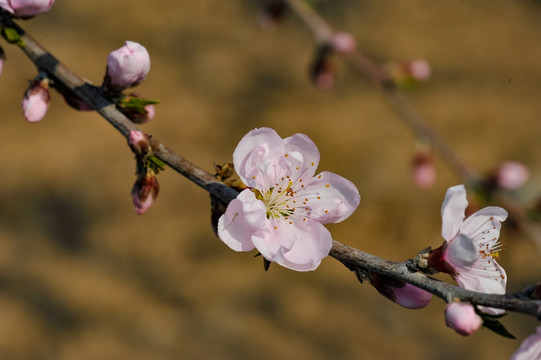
[284,0,478,184]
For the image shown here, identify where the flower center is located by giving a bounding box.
[253,181,297,220]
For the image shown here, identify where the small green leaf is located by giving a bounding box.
[1,27,25,47]
[119,95,160,114]
[479,313,516,339]
[147,155,166,174]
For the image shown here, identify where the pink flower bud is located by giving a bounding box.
[128,130,151,155]
[392,283,433,309]
[444,302,482,336]
[22,77,50,122]
[310,46,335,90]
[0,46,5,76]
[331,32,356,55]
[121,104,155,124]
[0,0,55,17]
[409,58,431,81]
[104,41,150,92]
[131,172,159,215]
[370,273,432,309]
[496,161,529,190]
[387,58,431,88]
[412,152,436,189]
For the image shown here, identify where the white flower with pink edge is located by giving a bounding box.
[218,127,360,271]
[439,184,508,314]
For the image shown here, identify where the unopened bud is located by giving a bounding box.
[131,171,159,215]
[444,301,482,336]
[370,272,432,309]
[128,130,151,155]
[412,151,436,189]
[120,103,155,124]
[409,59,431,81]
[387,58,431,88]
[331,32,356,55]
[310,45,335,90]
[496,161,529,190]
[392,283,433,309]
[104,41,150,93]
[22,77,50,122]
[0,0,55,17]
[0,46,5,76]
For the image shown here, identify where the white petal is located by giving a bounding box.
[445,234,477,270]
[251,219,296,261]
[279,219,333,271]
[283,133,320,182]
[233,128,285,188]
[461,206,508,244]
[441,185,468,241]
[456,260,507,314]
[302,171,360,224]
[217,189,266,252]
[511,326,541,360]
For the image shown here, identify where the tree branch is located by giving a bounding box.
[1,13,540,319]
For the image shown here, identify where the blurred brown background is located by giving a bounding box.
[1,1,541,359]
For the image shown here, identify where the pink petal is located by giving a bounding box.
[7,0,54,16]
[461,206,508,243]
[441,185,468,242]
[280,219,333,271]
[233,127,285,189]
[217,189,266,252]
[392,283,432,309]
[456,261,506,314]
[0,1,15,13]
[511,326,541,360]
[283,133,320,182]
[302,171,360,224]
[445,234,477,270]
[107,41,150,89]
[444,302,482,336]
[251,219,296,261]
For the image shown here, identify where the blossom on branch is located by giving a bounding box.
[511,326,541,360]
[429,184,508,314]
[217,127,360,271]
[0,0,55,17]
[22,76,50,122]
[444,301,482,336]
[103,41,150,93]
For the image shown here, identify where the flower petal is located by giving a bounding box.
[233,127,285,189]
[456,260,507,314]
[283,133,320,182]
[280,219,333,271]
[511,326,541,360]
[302,171,360,224]
[461,206,508,244]
[251,219,296,261]
[441,184,468,242]
[217,189,266,252]
[392,283,433,309]
[445,234,478,270]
